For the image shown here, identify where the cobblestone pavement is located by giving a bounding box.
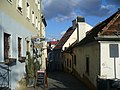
[16,72,89,90]
[47,72,90,90]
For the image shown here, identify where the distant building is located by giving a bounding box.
[0,0,44,89]
[47,40,59,71]
[64,9,120,90]
[50,17,92,71]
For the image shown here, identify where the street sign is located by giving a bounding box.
[109,44,119,58]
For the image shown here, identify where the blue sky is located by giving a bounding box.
[42,0,120,40]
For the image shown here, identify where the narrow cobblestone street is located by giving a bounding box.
[47,72,89,90]
[16,72,89,90]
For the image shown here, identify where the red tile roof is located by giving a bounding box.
[48,41,59,45]
[75,9,120,46]
[54,27,74,49]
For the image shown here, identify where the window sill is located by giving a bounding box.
[32,23,35,27]
[18,57,26,63]
[26,17,30,22]
[4,58,16,66]
[7,0,13,5]
[17,8,23,15]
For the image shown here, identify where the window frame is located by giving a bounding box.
[32,10,35,25]
[26,1,30,20]
[4,33,11,59]
[86,57,89,75]
[17,0,23,13]
[18,37,22,59]
[7,0,13,4]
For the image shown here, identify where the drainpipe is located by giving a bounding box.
[40,0,42,37]
[39,0,42,69]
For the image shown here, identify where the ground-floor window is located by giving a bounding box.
[4,33,11,59]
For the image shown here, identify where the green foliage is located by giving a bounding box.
[26,51,40,78]
[26,51,34,78]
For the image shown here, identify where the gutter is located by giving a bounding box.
[95,36,120,41]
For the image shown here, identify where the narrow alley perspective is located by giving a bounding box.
[47,72,89,90]
[0,0,120,90]
[16,71,89,90]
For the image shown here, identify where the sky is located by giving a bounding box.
[42,0,120,41]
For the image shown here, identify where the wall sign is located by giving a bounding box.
[109,44,119,58]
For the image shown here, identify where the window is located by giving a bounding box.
[18,37,22,59]
[38,1,40,10]
[38,21,40,30]
[36,17,38,28]
[86,57,89,75]
[67,59,69,67]
[35,0,38,5]
[17,0,23,12]
[74,55,76,65]
[26,2,30,19]
[70,59,71,68]
[26,41,30,52]
[4,33,11,59]
[7,0,13,4]
[32,11,35,25]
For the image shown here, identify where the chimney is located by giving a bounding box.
[118,8,120,11]
[76,16,92,42]
[72,16,85,30]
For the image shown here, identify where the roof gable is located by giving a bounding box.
[54,27,74,49]
[75,9,120,46]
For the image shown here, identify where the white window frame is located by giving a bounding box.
[35,0,38,5]
[26,2,30,19]
[38,21,40,30]
[32,10,35,25]
[17,0,23,13]
[36,16,38,29]
[38,1,40,10]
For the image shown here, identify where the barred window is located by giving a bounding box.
[4,33,11,59]
[18,37,22,58]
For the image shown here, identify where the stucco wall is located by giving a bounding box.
[100,41,120,79]
[73,41,100,87]
[62,30,77,50]
[0,11,36,90]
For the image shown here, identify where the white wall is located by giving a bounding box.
[73,42,100,87]
[77,22,92,42]
[100,41,120,79]
[62,30,77,50]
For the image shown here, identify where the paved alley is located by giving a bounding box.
[47,72,90,90]
[16,72,89,90]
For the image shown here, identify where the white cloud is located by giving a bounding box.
[42,0,118,21]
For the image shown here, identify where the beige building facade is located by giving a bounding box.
[0,0,44,89]
[63,9,120,90]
